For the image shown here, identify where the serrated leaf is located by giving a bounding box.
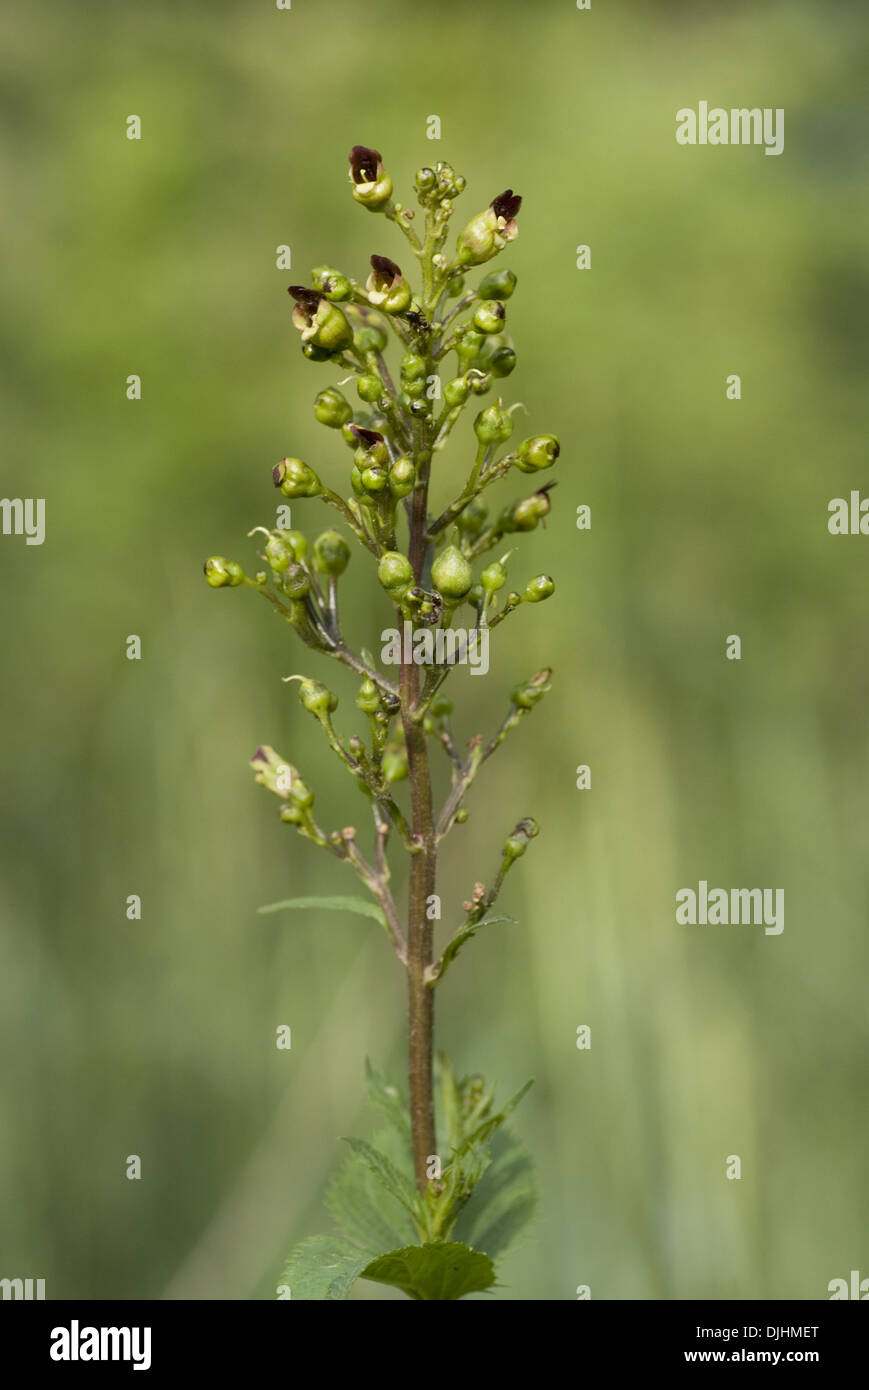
[361,1242,496,1300]
[364,1059,411,1138]
[452,1129,537,1259]
[453,1137,493,1194]
[342,1137,423,1228]
[432,914,514,983]
[326,1126,418,1255]
[257,894,388,934]
[281,1235,370,1300]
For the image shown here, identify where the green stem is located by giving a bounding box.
[401,655,437,1192]
[400,230,439,1194]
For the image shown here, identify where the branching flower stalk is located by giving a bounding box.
[205,148,559,1299]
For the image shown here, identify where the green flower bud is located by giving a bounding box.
[503,816,540,864]
[415,166,437,194]
[378,550,414,597]
[467,581,485,606]
[457,190,522,266]
[297,678,338,718]
[388,455,416,499]
[366,255,411,313]
[500,486,553,533]
[314,387,353,428]
[445,273,466,297]
[250,745,298,798]
[273,457,322,498]
[524,574,555,603]
[288,287,353,353]
[481,559,508,594]
[401,352,427,384]
[383,745,409,783]
[281,561,311,599]
[432,161,465,200]
[444,375,470,408]
[403,377,425,400]
[353,324,388,354]
[264,534,293,573]
[404,395,431,419]
[456,326,485,359]
[456,495,488,536]
[474,399,514,446]
[279,529,308,561]
[361,464,388,493]
[516,434,560,473]
[478,267,518,301]
[279,802,306,825]
[455,807,469,824]
[349,145,393,210]
[204,556,244,588]
[510,669,552,710]
[356,374,382,403]
[490,345,517,378]
[356,676,382,715]
[248,527,300,583]
[313,530,350,576]
[350,464,365,498]
[472,300,507,335]
[431,544,474,600]
[311,265,353,302]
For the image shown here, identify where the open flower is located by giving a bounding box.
[349,423,389,467]
[349,145,393,210]
[457,189,522,266]
[365,255,411,313]
[288,286,353,353]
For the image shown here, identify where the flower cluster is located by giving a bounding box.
[204,146,559,1206]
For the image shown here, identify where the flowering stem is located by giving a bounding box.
[206,150,557,1249]
[401,280,440,1191]
[400,654,437,1190]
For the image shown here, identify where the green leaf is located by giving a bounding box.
[361,1242,496,1301]
[281,1235,370,1300]
[257,894,388,933]
[439,1052,464,1152]
[464,1077,534,1149]
[433,914,514,983]
[452,1129,538,1259]
[326,1126,418,1255]
[341,1137,423,1228]
[364,1059,411,1138]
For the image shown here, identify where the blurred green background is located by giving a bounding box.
[1,0,867,1301]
